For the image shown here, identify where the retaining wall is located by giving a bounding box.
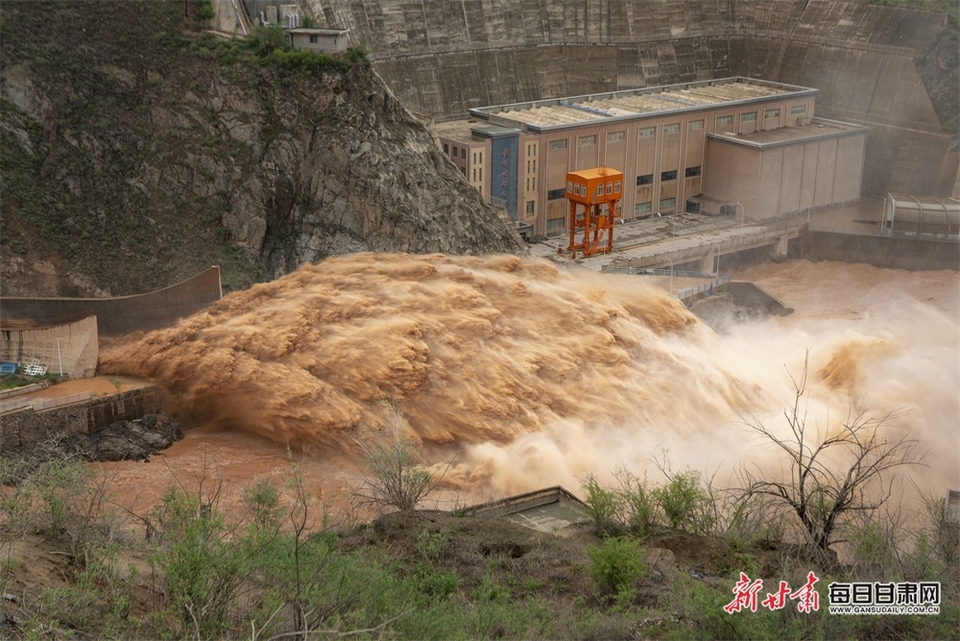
[802,231,960,271]
[0,316,99,379]
[0,266,221,337]
[0,386,164,452]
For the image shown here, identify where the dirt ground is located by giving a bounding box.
[14,375,153,402]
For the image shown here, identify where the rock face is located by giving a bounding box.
[0,1,524,297]
[4,414,182,468]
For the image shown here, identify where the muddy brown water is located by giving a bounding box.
[85,255,957,523]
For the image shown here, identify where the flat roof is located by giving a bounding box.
[287,28,350,35]
[707,118,868,149]
[469,77,817,133]
[568,167,623,181]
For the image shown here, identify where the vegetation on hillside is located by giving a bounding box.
[0,1,370,296]
[1,389,957,640]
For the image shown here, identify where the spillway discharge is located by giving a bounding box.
[102,253,958,498]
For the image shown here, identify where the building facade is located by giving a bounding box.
[433,77,867,239]
[287,28,351,54]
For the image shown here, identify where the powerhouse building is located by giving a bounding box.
[432,77,867,239]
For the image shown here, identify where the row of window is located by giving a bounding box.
[450,103,808,166]
[635,166,700,185]
[442,143,468,159]
[633,197,676,214]
[566,180,622,197]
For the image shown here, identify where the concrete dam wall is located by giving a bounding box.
[0,267,222,337]
[294,0,957,199]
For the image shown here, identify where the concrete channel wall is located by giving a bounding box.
[0,267,222,337]
[0,386,164,452]
[802,230,960,271]
[290,0,956,198]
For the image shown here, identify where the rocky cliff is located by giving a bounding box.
[0,1,524,297]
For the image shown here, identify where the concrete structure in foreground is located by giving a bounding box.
[435,77,866,239]
[463,486,590,537]
[0,316,99,380]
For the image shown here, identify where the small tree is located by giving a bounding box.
[354,403,447,513]
[739,356,924,551]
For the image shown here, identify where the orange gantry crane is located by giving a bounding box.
[565,167,623,258]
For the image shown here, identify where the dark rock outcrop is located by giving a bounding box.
[3,414,182,474]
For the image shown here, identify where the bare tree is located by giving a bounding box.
[354,402,451,513]
[739,355,925,551]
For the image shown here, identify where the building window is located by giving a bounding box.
[764,108,780,119]
[791,104,807,114]
[716,115,733,126]
[472,168,477,182]
[452,145,458,156]
[663,124,680,134]
[443,143,449,154]
[578,135,597,146]
[659,197,676,210]
[461,167,466,176]
[546,217,565,231]
[526,200,535,214]
[661,170,677,181]
[547,188,566,200]
[614,180,621,193]
[688,120,704,130]
[639,126,656,137]
[635,202,652,214]
[741,112,756,122]
[567,181,573,193]
[685,166,701,178]
[309,35,318,43]
[597,183,605,196]
[549,140,567,150]
[607,131,625,143]
[461,148,466,159]
[636,174,653,186]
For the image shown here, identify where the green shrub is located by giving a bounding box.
[197,0,214,20]
[587,536,647,606]
[582,473,624,535]
[246,23,289,58]
[150,488,249,638]
[345,43,371,66]
[654,471,711,532]
[242,478,283,531]
[615,468,659,537]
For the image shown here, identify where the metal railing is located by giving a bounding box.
[813,226,959,243]
[609,225,804,270]
[676,277,732,301]
[601,266,733,299]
